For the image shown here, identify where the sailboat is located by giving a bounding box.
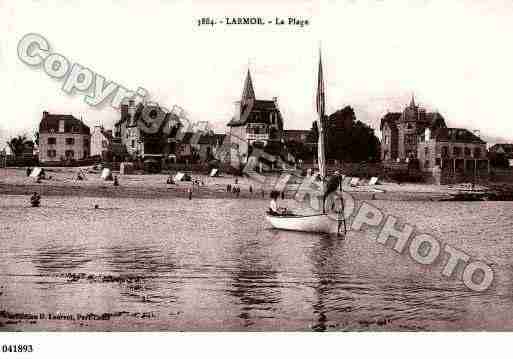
[266,49,345,235]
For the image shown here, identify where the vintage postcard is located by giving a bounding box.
[1,1,513,349]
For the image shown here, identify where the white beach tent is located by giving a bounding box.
[369,177,379,186]
[29,167,42,178]
[173,172,185,182]
[101,168,113,180]
[209,168,219,177]
[350,177,360,187]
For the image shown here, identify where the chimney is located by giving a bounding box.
[43,111,49,118]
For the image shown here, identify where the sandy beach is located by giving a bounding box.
[0,167,456,201]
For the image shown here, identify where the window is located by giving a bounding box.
[83,139,90,147]
[407,123,413,130]
[435,158,441,166]
[131,140,135,148]
[66,138,75,145]
[48,137,56,145]
[453,147,461,156]
[83,150,88,158]
[72,126,80,133]
[405,134,416,145]
[425,160,430,168]
[441,146,449,157]
[47,149,56,157]
[464,147,471,156]
[474,148,481,158]
[424,147,429,156]
[65,150,74,158]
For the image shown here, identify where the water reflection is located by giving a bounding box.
[226,237,281,328]
[32,245,90,273]
[309,235,351,331]
[105,245,180,305]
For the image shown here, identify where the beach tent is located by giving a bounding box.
[101,168,113,181]
[76,168,87,180]
[350,177,360,187]
[209,168,219,177]
[369,177,379,186]
[29,167,42,178]
[174,172,185,182]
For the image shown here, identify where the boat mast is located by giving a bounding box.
[316,47,327,180]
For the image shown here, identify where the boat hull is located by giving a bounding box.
[265,213,338,233]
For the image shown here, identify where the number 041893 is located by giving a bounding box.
[1,344,34,353]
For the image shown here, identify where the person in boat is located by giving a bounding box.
[269,190,287,216]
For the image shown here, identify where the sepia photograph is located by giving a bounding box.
[1,0,513,356]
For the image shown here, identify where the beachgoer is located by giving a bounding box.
[227,184,232,192]
[26,167,32,177]
[30,192,41,207]
[113,176,119,186]
[249,185,253,193]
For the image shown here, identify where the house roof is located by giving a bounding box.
[379,111,446,132]
[227,100,282,126]
[39,112,90,134]
[432,127,486,144]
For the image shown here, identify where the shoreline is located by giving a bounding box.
[0,168,455,202]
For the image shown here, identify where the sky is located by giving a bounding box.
[1,0,513,150]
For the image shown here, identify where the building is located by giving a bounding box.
[226,69,284,162]
[380,95,446,162]
[114,99,180,161]
[90,125,112,159]
[417,127,489,178]
[38,111,91,163]
[283,129,310,144]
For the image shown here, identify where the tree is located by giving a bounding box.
[308,106,381,162]
[6,134,30,158]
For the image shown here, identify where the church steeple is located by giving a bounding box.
[409,93,416,108]
[241,69,255,102]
